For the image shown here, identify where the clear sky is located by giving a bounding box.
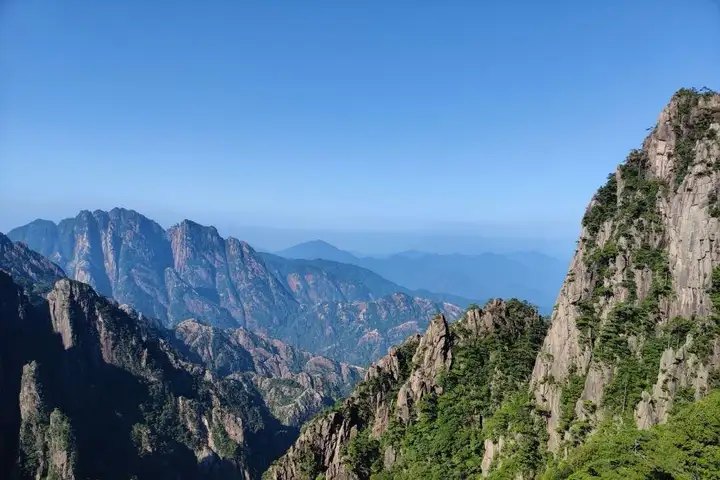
[1,1,719,245]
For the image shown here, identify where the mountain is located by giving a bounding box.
[263,88,720,479]
[264,300,549,479]
[285,292,462,365]
[7,215,461,364]
[274,243,566,314]
[0,235,368,478]
[172,319,363,426]
[276,240,359,264]
[0,270,296,479]
[260,253,476,309]
[0,232,66,290]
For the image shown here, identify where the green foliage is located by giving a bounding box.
[710,267,720,314]
[670,87,717,187]
[601,335,664,415]
[211,423,237,459]
[582,173,617,239]
[344,429,382,477]
[374,300,548,479]
[558,375,586,432]
[709,190,720,218]
[47,409,77,477]
[296,446,323,480]
[544,389,720,479]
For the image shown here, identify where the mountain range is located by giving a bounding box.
[6,214,462,365]
[1,88,719,479]
[276,240,566,314]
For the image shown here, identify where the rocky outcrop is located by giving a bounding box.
[0,270,297,479]
[531,88,720,451]
[265,300,546,479]
[174,319,363,426]
[396,314,451,422]
[8,210,463,364]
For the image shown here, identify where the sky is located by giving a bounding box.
[1,1,719,255]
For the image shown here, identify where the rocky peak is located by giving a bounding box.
[531,88,720,452]
[265,299,547,479]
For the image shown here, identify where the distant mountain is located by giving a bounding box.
[172,319,363,426]
[8,211,462,364]
[0,231,363,428]
[276,240,359,264]
[275,242,567,314]
[260,253,477,308]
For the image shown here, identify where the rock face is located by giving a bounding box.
[173,319,364,426]
[264,299,547,479]
[8,213,462,364]
[530,88,720,451]
[0,233,65,290]
[0,270,300,479]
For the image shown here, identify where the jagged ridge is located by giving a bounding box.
[7,214,462,364]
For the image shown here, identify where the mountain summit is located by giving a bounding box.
[277,240,359,264]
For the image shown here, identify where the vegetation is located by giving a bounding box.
[354,300,549,479]
[671,87,717,187]
[544,390,720,479]
[581,173,617,240]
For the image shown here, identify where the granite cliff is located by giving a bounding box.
[0,270,295,479]
[8,214,461,364]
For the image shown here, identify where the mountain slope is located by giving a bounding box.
[531,87,720,452]
[8,213,462,364]
[264,300,549,479]
[261,253,476,309]
[276,243,566,314]
[0,270,297,479]
[0,231,363,428]
[263,88,720,479]
[173,319,363,426]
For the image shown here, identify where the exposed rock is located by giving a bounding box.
[265,300,545,479]
[0,270,296,479]
[530,89,720,452]
[8,211,463,364]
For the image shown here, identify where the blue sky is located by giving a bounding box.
[1,1,719,247]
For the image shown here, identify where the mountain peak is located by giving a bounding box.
[276,239,358,263]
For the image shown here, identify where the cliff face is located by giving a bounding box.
[530,88,720,452]
[0,270,302,479]
[265,299,547,480]
[173,319,364,426]
[8,215,462,364]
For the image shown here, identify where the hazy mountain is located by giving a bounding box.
[274,243,567,314]
[276,240,359,264]
[266,89,720,479]
[8,213,462,364]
